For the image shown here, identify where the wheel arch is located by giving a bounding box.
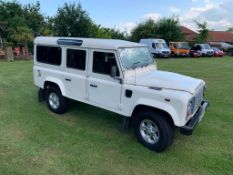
[131,104,175,127]
[44,77,66,96]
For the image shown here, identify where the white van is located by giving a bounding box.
[140,39,171,58]
[34,37,209,152]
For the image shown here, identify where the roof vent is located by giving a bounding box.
[57,39,83,46]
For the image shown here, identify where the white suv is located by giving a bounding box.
[195,44,214,56]
[33,37,209,152]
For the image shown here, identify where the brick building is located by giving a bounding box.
[207,31,233,43]
[181,26,233,44]
[180,26,198,42]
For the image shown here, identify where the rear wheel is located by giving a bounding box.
[46,86,69,114]
[134,110,174,152]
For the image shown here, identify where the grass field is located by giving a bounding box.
[0,57,232,175]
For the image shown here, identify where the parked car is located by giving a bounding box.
[194,44,214,57]
[228,48,233,56]
[189,46,202,57]
[209,42,233,51]
[169,42,190,57]
[34,37,209,152]
[140,39,171,58]
[212,47,224,57]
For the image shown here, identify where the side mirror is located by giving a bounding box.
[110,65,122,84]
[110,65,117,77]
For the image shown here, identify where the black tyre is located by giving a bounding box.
[45,86,69,114]
[134,110,174,152]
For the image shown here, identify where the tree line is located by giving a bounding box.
[0,1,127,46]
[1,0,229,51]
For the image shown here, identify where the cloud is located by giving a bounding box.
[142,13,161,21]
[179,0,233,31]
[115,22,137,34]
[115,12,162,34]
[115,0,233,34]
[170,6,180,14]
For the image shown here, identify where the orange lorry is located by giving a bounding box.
[169,42,190,57]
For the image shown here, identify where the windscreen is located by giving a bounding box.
[203,44,211,49]
[119,47,154,70]
[156,43,168,49]
[177,42,189,49]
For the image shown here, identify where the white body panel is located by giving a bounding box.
[34,37,206,127]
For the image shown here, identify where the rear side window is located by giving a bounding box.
[67,49,86,70]
[37,46,61,65]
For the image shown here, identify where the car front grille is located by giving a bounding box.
[162,51,170,54]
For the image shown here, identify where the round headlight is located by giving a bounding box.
[186,97,195,120]
[203,85,207,96]
[187,102,193,116]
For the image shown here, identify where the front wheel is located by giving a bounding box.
[134,110,174,152]
[46,86,69,114]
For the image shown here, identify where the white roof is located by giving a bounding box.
[34,37,145,50]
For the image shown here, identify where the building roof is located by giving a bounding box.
[180,26,198,42]
[34,37,145,50]
[180,26,197,35]
[207,31,233,43]
[180,26,233,43]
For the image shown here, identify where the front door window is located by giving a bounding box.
[92,51,119,76]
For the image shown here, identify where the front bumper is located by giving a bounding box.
[180,100,209,136]
[154,53,170,58]
[191,53,202,57]
[176,53,189,57]
[159,53,170,58]
[203,53,214,56]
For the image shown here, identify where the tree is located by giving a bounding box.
[40,17,55,36]
[130,18,184,42]
[108,28,127,40]
[53,3,93,37]
[0,1,25,41]
[195,21,209,43]
[89,24,112,38]
[130,19,158,42]
[90,25,127,39]
[11,26,33,57]
[157,18,184,43]
[23,1,44,33]
[227,27,233,32]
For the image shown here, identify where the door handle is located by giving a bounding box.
[90,84,98,88]
[65,78,72,82]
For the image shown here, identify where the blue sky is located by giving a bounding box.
[17,0,232,33]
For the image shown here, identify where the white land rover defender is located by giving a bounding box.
[33,37,209,152]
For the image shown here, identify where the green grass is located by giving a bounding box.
[0,57,232,175]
